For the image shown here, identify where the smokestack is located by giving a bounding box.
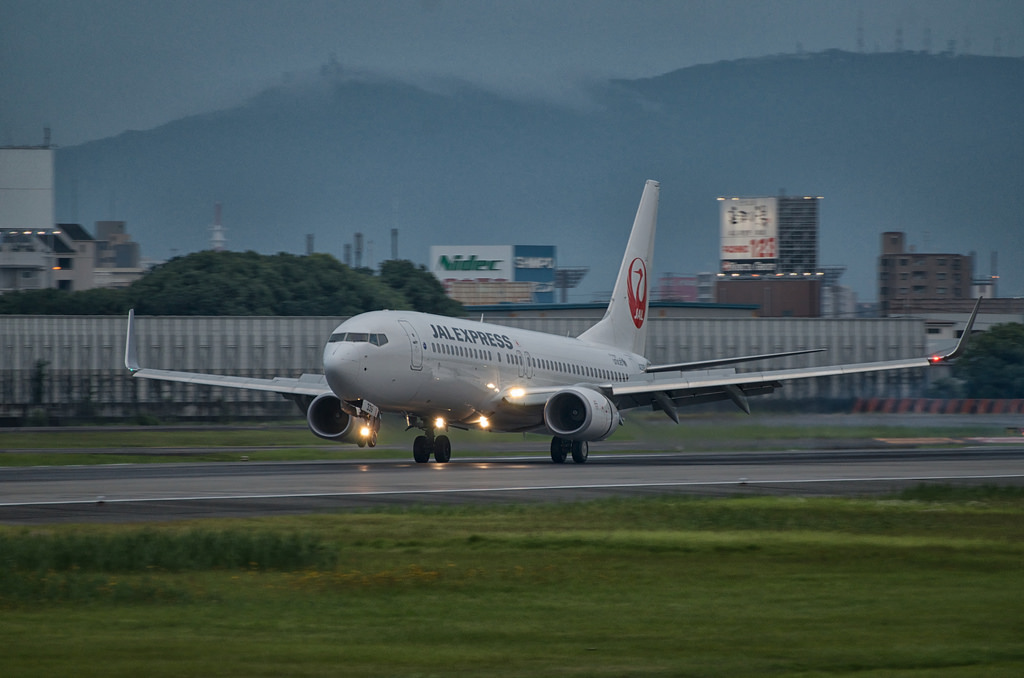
[391,228,398,260]
[992,251,998,296]
[354,232,364,268]
[343,243,352,267]
[306,234,314,256]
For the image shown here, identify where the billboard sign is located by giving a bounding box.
[513,245,556,303]
[720,197,778,273]
[430,245,514,283]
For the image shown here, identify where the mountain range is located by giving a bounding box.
[55,50,1024,301]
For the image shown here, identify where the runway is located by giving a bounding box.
[2,445,1023,523]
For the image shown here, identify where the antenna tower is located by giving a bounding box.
[210,202,227,251]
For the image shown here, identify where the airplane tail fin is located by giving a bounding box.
[578,180,659,355]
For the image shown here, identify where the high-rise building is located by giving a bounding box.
[878,231,973,315]
[717,195,827,316]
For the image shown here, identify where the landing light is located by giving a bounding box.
[434,417,447,429]
[508,387,525,398]
[359,425,372,437]
[478,416,490,429]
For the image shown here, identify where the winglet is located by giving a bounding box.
[124,309,141,372]
[930,296,983,364]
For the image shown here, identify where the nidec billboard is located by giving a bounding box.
[430,246,514,282]
[429,244,556,303]
[720,197,778,274]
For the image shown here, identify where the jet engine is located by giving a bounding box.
[543,387,621,441]
[306,393,361,442]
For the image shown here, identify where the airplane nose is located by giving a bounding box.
[323,343,363,396]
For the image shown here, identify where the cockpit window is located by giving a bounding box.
[328,332,388,346]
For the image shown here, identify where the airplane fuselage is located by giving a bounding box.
[323,310,648,433]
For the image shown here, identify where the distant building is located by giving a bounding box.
[716,278,821,317]
[879,231,973,315]
[653,274,699,302]
[1,221,144,293]
[93,220,144,288]
[1,144,148,293]
[51,224,97,292]
[716,195,837,316]
[879,231,1024,317]
[1,145,57,292]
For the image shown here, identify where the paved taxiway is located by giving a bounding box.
[2,446,1023,523]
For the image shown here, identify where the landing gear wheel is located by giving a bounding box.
[367,431,378,448]
[571,440,589,464]
[413,435,431,463]
[434,435,452,464]
[550,437,570,464]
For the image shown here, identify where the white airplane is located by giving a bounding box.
[124,180,980,464]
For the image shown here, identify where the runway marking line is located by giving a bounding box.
[2,473,1023,508]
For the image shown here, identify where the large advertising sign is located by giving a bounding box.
[720,197,778,273]
[513,245,556,303]
[430,246,514,283]
[430,245,558,303]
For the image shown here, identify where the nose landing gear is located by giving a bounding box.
[356,416,380,448]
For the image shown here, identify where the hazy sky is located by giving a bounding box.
[3,0,1022,146]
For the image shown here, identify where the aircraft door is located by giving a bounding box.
[397,319,423,371]
[515,350,525,378]
[523,351,534,379]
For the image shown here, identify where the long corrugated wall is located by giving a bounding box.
[1,314,929,421]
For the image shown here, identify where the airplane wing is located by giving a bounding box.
[124,310,330,397]
[506,297,983,420]
[644,348,826,373]
[611,296,982,419]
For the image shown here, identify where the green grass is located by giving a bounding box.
[2,489,1023,676]
[0,426,332,449]
[0,414,1011,467]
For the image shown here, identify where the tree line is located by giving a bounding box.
[0,251,463,317]
[951,322,1024,399]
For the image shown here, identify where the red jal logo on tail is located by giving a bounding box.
[626,257,647,329]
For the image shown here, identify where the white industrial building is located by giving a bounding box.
[1,145,144,293]
[1,313,950,424]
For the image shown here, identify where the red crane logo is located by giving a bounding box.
[626,257,647,329]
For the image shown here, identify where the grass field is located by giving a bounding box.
[0,413,1011,466]
[2,488,1023,677]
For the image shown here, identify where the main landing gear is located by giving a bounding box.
[550,436,588,464]
[409,416,451,464]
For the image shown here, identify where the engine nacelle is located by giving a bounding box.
[306,393,361,443]
[543,387,621,441]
